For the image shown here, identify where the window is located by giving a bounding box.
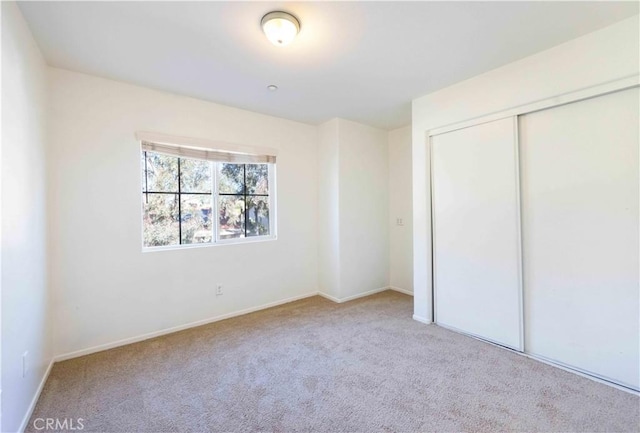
[141,142,275,249]
[218,163,270,239]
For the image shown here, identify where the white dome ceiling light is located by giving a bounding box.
[261,11,300,47]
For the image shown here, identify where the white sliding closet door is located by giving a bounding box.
[432,117,522,350]
[520,87,639,390]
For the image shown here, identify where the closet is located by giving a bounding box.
[430,86,639,390]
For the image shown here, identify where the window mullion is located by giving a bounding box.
[177,158,182,244]
[212,162,218,243]
[243,164,248,238]
[143,151,149,203]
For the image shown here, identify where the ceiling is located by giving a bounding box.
[18,1,639,130]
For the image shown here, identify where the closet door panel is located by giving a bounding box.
[520,88,639,389]
[432,117,522,350]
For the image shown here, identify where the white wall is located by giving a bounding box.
[388,126,412,293]
[337,119,389,299]
[411,15,640,321]
[1,2,52,431]
[48,68,319,357]
[316,118,390,301]
[317,119,340,299]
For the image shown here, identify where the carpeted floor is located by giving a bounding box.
[27,291,639,432]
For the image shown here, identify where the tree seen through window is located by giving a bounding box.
[142,151,271,247]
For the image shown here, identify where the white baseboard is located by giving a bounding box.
[317,291,341,303]
[18,359,54,433]
[318,286,390,304]
[54,286,408,363]
[389,286,413,296]
[54,291,318,362]
[412,314,432,325]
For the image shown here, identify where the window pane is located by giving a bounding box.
[145,152,178,192]
[246,196,270,237]
[218,196,245,240]
[143,193,179,247]
[181,194,213,244]
[218,163,244,194]
[246,164,268,195]
[180,158,212,193]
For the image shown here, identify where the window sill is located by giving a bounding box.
[142,235,277,253]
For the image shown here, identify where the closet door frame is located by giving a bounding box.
[427,75,638,138]
[429,116,525,351]
[424,74,639,390]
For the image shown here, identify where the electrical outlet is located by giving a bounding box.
[216,284,223,296]
[22,351,28,378]
[396,217,404,226]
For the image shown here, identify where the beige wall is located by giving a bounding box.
[317,119,341,299]
[388,126,413,293]
[317,118,391,301]
[1,2,53,431]
[48,68,320,357]
[337,119,389,299]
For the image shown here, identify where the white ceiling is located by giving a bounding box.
[18,1,638,130]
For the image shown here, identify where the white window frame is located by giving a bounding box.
[212,161,277,246]
[141,152,277,252]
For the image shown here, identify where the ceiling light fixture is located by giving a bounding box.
[261,11,300,47]
[267,85,279,91]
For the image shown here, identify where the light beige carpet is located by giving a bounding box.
[27,291,639,432]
